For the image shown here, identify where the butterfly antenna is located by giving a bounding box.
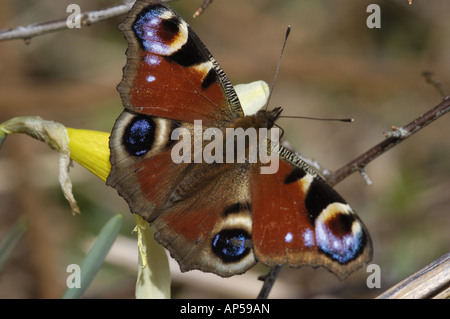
[273,123,285,139]
[265,25,291,111]
[279,115,354,123]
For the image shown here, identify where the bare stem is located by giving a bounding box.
[326,96,450,186]
[422,71,448,98]
[257,266,282,299]
[0,1,135,42]
[193,0,215,18]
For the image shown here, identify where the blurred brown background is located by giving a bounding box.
[0,0,449,298]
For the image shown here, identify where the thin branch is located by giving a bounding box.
[326,96,450,186]
[193,0,214,18]
[257,265,282,299]
[422,71,447,98]
[0,1,135,42]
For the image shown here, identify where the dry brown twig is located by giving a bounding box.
[326,95,450,186]
[0,1,136,42]
[193,0,215,18]
[0,0,448,299]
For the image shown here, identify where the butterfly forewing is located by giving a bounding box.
[117,0,242,126]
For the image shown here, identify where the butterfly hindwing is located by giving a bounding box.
[152,162,257,276]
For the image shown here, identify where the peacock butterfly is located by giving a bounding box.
[107,0,372,279]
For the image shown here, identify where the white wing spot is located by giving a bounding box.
[284,232,293,243]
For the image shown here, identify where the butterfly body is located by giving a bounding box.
[107,0,372,279]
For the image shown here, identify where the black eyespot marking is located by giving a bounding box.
[305,180,346,221]
[327,213,354,237]
[201,68,218,90]
[122,115,155,157]
[212,229,251,263]
[284,167,307,184]
[167,32,206,67]
[160,16,180,42]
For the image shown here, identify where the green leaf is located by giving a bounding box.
[0,219,28,273]
[62,214,123,299]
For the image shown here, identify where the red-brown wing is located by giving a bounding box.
[251,158,372,279]
[118,0,243,127]
[151,162,257,277]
